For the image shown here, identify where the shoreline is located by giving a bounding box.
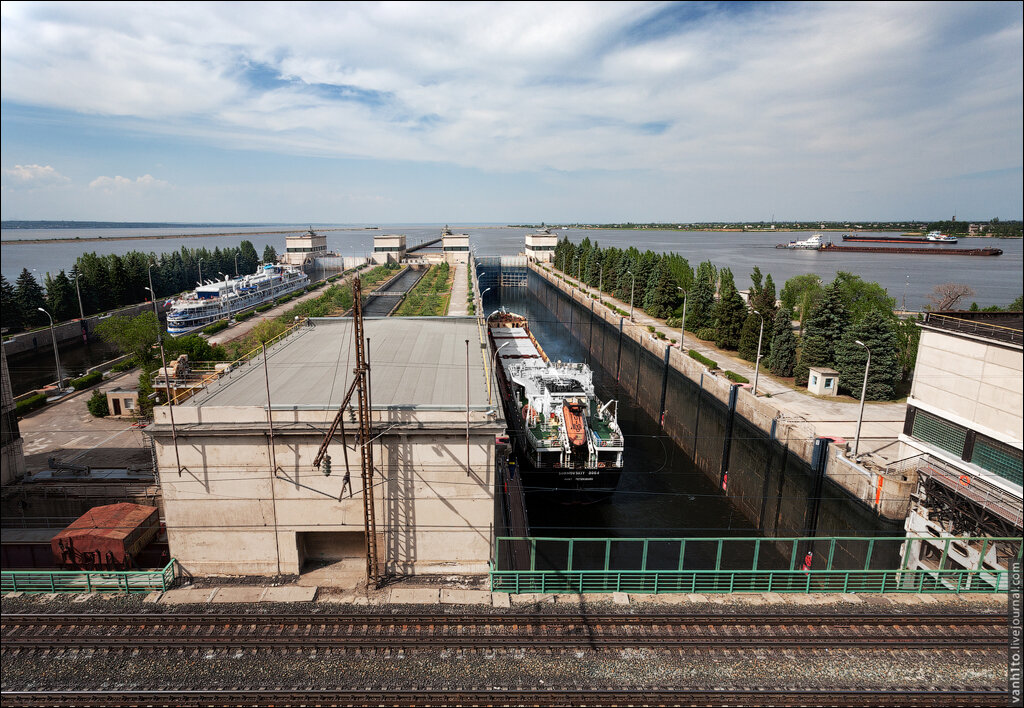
[0,227,376,245]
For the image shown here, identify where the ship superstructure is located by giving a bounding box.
[165,263,309,335]
[489,310,623,490]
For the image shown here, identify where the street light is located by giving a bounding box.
[853,340,872,458]
[147,264,183,476]
[36,308,66,392]
[752,309,765,396]
[198,258,205,285]
[71,271,85,321]
[489,342,510,406]
[626,270,636,321]
[234,253,239,276]
[677,287,688,350]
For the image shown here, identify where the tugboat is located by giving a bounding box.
[777,234,824,250]
[488,310,624,496]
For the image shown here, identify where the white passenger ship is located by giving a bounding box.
[165,263,309,335]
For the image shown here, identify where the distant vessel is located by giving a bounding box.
[488,310,624,493]
[841,231,958,244]
[777,234,824,250]
[165,263,309,335]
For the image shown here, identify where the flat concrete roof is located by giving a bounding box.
[192,317,491,410]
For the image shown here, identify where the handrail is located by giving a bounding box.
[2,559,178,594]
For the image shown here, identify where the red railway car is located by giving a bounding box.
[50,503,160,570]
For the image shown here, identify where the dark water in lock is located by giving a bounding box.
[490,271,904,571]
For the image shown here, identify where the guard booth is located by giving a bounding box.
[807,367,839,396]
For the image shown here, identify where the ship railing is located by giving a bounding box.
[168,317,310,405]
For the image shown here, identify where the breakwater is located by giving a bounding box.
[525,265,907,561]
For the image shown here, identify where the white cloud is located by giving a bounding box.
[0,1,1020,202]
[2,164,70,188]
[88,174,170,192]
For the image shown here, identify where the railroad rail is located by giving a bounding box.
[2,611,1006,651]
[0,688,1007,707]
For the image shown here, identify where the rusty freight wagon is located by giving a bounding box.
[50,503,160,570]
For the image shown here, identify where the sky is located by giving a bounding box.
[1,1,1022,224]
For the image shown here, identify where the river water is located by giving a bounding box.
[3,225,1021,309]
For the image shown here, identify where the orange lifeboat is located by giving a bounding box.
[562,402,587,448]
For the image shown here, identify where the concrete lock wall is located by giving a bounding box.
[528,266,908,542]
[152,405,497,577]
[2,301,169,357]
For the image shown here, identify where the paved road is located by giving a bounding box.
[545,266,908,464]
[18,371,153,473]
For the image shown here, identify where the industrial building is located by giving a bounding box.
[372,234,407,264]
[525,228,558,262]
[147,317,503,578]
[442,229,471,264]
[898,311,1022,579]
[282,228,329,266]
[1,350,26,485]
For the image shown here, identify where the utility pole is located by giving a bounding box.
[352,277,380,582]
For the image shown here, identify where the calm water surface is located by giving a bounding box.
[4,225,1019,310]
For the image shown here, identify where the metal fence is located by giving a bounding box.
[2,559,178,594]
[490,536,1020,594]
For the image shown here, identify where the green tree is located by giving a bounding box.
[45,271,78,321]
[795,333,830,386]
[1,275,22,331]
[766,308,797,377]
[262,245,278,263]
[713,268,746,350]
[642,260,679,318]
[86,390,110,417]
[14,268,47,328]
[1009,294,1023,311]
[165,334,226,362]
[780,273,823,330]
[95,311,162,368]
[803,280,849,362]
[894,315,921,385]
[751,273,778,321]
[686,261,717,331]
[833,271,896,323]
[238,240,260,275]
[737,311,765,362]
[834,310,901,400]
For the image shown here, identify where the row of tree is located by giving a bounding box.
[0,241,280,333]
[551,236,917,400]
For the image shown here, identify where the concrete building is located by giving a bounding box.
[525,228,558,262]
[442,230,471,264]
[372,234,407,265]
[806,367,839,396]
[898,311,1022,582]
[147,317,503,579]
[283,228,328,266]
[1,348,27,486]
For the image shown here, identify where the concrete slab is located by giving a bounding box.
[160,587,219,604]
[732,594,766,605]
[552,594,584,604]
[491,592,511,609]
[143,592,163,603]
[72,593,94,603]
[612,592,630,605]
[4,592,24,598]
[210,586,267,603]
[388,587,440,604]
[838,593,863,604]
[261,586,318,603]
[440,589,492,605]
[511,593,554,605]
[686,594,708,603]
[914,593,938,604]
[762,592,786,604]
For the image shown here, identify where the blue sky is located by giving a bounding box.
[1,1,1021,223]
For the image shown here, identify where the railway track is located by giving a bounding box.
[1,611,1006,651]
[0,688,1008,707]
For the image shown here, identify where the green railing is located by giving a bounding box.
[491,536,1021,595]
[1,559,178,594]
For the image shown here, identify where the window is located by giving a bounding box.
[824,377,834,389]
[124,398,135,411]
[970,435,1023,486]
[911,409,967,458]
[811,374,818,386]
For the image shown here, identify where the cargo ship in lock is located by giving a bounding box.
[488,310,624,496]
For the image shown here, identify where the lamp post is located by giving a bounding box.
[853,340,872,458]
[489,342,509,406]
[198,258,205,285]
[37,308,66,391]
[234,253,239,276]
[752,309,765,396]
[146,265,183,476]
[72,270,86,342]
[677,287,687,350]
[626,270,636,321]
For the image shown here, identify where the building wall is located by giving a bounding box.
[443,235,470,264]
[525,233,557,262]
[910,328,1023,444]
[151,406,497,576]
[1,348,27,486]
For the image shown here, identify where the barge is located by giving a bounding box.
[488,310,624,496]
[842,231,958,244]
[820,243,1002,256]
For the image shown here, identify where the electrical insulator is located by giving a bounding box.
[322,454,331,476]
